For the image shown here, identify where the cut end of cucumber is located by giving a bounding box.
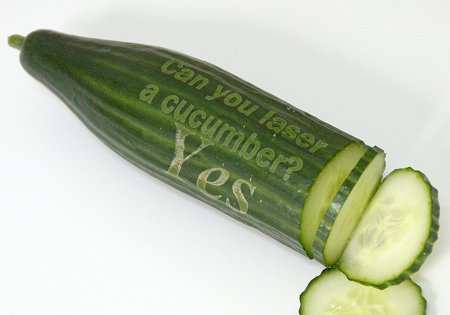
[299,268,426,315]
[300,143,367,257]
[320,149,386,266]
[339,168,439,288]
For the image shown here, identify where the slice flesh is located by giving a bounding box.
[313,147,386,266]
[339,168,439,288]
[299,268,426,315]
[300,142,367,257]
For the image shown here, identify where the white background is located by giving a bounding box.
[1,1,449,314]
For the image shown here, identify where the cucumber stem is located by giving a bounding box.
[8,34,25,50]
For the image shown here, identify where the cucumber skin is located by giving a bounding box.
[312,147,385,266]
[299,268,427,315]
[16,29,367,258]
[338,167,440,289]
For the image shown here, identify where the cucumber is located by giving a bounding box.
[312,147,385,266]
[8,30,382,259]
[299,268,426,315]
[339,168,439,288]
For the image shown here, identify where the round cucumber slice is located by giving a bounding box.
[339,168,439,288]
[300,142,368,257]
[313,147,386,266]
[299,268,426,315]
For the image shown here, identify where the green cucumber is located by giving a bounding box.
[312,147,386,266]
[299,268,426,315]
[339,168,440,288]
[9,30,381,259]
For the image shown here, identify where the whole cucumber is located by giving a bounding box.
[8,30,381,261]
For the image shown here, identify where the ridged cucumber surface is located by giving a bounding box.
[9,30,374,258]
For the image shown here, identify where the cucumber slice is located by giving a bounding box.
[313,147,385,266]
[300,143,367,257]
[299,268,426,315]
[339,168,439,288]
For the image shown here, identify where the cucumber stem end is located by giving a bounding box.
[8,34,25,50]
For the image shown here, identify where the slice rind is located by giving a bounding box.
[299,268,426,315]
[300,142,368,257]
[339,168,439,288]
[313,147,386,266]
